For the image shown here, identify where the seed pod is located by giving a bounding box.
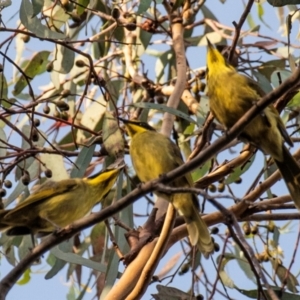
[208,184,217,193]
[267,221,275,233]
[46,61,54,72]
[4,180,12,189]
[53,110,61,118]
[214,243,220,252]
[61,89,71,98]
[56,100,69,111]
[32,128,39,142]
[0,188,6,197]
[61,111,69,120]
[75,60,86,67]
[179,263,190,275]
[34,118,40,127]
[251,224,258,235]
[125,23,137,31]
[111,8,120,19]
[43,104,50,114]
[235,177,242,184]
[242,222,251,235]
[21,35,30,43]
[44,169,52,178]
[217,182,225,192]
[21,173,30,186]
[156,96,165,104]
[211,227,219,235]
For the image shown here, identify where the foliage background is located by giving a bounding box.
[0,0,300,299]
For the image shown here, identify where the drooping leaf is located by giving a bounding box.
[45,239,74,280]
[137,0,152,13]
[152,285,198,300]
[13,51,51,95]
[102,112,124,158]
[17,268,31,285]
[20,0,65,39]
[225,153,255,184]
[0,127,7,158]
[53,45,75,74]
[70,145,96,179]
[31,0,43,17]
[237,286,300,299]
[133,102,197,125]
[271,258,299,293]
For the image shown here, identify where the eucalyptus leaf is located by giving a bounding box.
[133,102,197,125]
[20,0,65,39]
[70,145,96,179]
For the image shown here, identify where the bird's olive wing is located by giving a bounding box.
[168,140,195,187]
[277,115,293,147]
[246,77,266,98]
[5,179,79,216]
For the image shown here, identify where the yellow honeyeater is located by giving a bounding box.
[1,167,121,236]
[206,39,300,209]
[121,119,214,258]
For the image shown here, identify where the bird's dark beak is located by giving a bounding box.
[206,37,213,49]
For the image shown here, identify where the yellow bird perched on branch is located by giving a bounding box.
[206,38,300,209]
[120,118,214,258]
[1,166,121,237]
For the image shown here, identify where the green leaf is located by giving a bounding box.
[271,259,299,293]
[237,286,300,299]
[77,0,89,15]
[270,69,292,88]
[0,127,7,158]
[196,95,210,125]
[80,96,107,131]
[17,268,31,285]
[191,160,211,181]
[40,153,69,181]
[225,153,255,184]
[185,31,223,47]
[256,2,271,29]
[287,91,300,108]
[45,239,74,280]
[70,145,96,179]
[16,125,46,180]
[31,0,43,17]
[53,45,75,74]
[273,225,280,247]
[13,51,50,95]
[18,236,34,262]
[102,112,124,158]
[0,73,8,102]
[258,59,286,80]
[20,0,66,39]
[137,0,151,13]
[252,70,273,94]
[133,102,197,125]
[66,286,76,300]
[154,50,173,83]
[152,285,198,300]
[50,243,121,275]
[234,244,256,283]
[136,16,152,57]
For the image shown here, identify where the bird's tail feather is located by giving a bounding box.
[174,194,214,258]
[275,145,300,210]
